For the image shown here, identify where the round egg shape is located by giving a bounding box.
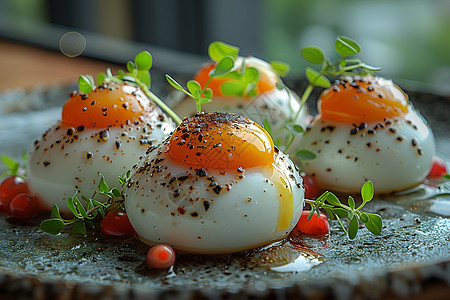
[298,107,435,194]
[125,112,304,254]
[28,83,176,212]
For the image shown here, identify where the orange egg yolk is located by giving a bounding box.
[193,58,277,97]
[61,83,149,128]
[319,77,408,124]
[168,112,274,170]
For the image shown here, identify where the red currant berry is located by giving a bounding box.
[297,210,330,236]
[0,176,29,213]
[101,210,134,237]
[9,193,38,220]
[428,156,448,178]
[301,173,320,199]
[146,244,176,269]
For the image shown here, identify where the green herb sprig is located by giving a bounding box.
[39,171,131,235]
[294,36,381,125]
[305,181,382,239]
[166,41,239,112]
[0,154,27,180]
[78,51,182,125]
[272,36,380,159]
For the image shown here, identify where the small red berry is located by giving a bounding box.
[297,210,330,236]
[101,210,134,237]
[9,193,38,220]
[428,156,448,178]
[0,176,29,213]
[146,244,176,269]
[301,173,320,199]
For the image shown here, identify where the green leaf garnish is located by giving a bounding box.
[263,119,273,137]
[304,181,382,239]
[305,67,331,88]
[335,36,361,57]
[285,124,304,135]
[348,216,359,239]
[40,219,65,235]
[208,41,239,62]
[166,74,185,92]
[78,51,181,125]
[72,220,87,235]
[166,42,240,113]
[134,51,152,71]
[0,154,28,180]
[270,60,290,76]
[283,36,380,155]
[1,155,19,176]
[50,204,61,219]
[443,174,450,180]
[301,46,325,64]
[209,56,235,78]
[364,213,382,235]
[348,196,356,210]
[295,149,316,161]
[361,181,374,203]
[98,177,110,194]
[78,74,95,94]
[40,172,132,235]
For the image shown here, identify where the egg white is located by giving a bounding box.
[124,138,304,254]
[28,112,175,212]
[297,107,435,193]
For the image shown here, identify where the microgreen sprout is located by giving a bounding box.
[276,36,380,158]
[304,181,382,239]
[39,170,131,235]
[0,153,27,180]
[166,41,240,112]
[295,36,381,124]
[166,41,292,112]
[78,51,182,125]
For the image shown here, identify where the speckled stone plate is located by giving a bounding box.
[0,82,449,300]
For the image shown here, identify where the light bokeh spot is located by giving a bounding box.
[59,31,86,57]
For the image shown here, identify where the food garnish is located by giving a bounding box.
[0,155,36,219]
[428,156,448,178]
[146,244,176,269]
[297,210,329,236]
[166,41,239,112]
[79,51,182,124]
[298,36,381,111]
[39,172,130,235]
[303,181,382,239]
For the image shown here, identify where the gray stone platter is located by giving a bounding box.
[0,83,449,300]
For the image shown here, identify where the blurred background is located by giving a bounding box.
[0,0,450,94]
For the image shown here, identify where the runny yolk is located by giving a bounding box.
[169,112,295,231]
[169,112,274,170]
[319,77,408,124]
[193,57,277,97]
[61,83,148,128]
[262,164,295,231]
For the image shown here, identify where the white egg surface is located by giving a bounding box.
[297,76,435,194]
[125,112,304,254]
[28,83,175,212]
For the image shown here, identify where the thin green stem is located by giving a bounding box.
[139,82,182,125]
[294,83,314,122]
[201,77,213,95]
[63,219,80,226]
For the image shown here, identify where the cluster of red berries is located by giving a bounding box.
[0,176,38,220]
